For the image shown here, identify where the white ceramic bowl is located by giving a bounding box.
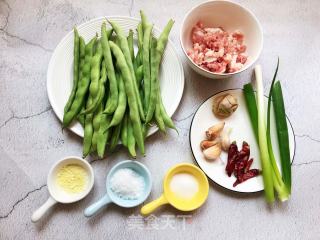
[180,0,263,79]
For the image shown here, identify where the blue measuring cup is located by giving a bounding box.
[84,160,152,217]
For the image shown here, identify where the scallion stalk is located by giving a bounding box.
[272,81,292,194]
[254,65,275,203]
[243,84,259,143]
[266,59,289,201]
[244,61,291,203]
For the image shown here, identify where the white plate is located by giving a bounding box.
[47,16,184,137]
[190,89,295,193]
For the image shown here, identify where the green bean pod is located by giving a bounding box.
[94,60,108,107]
[108,20,145,122]
[97,113,112,158]
[101,22,118,114]
[156,19,174,54]
[140,10,148,32]
[106,28,113,39]
[83,104,94,157]
[108,73,127,128]
[153,19,176,131]
[77,106,85,127]
[142,124,150,139]
[159,97,177,132]
[81,59,107,115]
[137,23,144,48]
[155,99,166,132]
[139,86,144,106]
[83,40,104,157]
[128,29,138,74]
[109,123,122,152]
[108,41,145,155]
[121,114,128,147]
[78,37,86,80]
[128,29,134,62]
[127,117,137,158]
[135,65,144,84]
[146,38,158,123]
[142,24,153,113]
[63,37,96,127]
[64,28,80,114]
[76,39,87,127]
[83,41,103,112]
[135,22,144,67]
[91,103,103,152]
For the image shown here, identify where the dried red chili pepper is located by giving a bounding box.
[244,158,253,173]
[234,160,245,177]
[238,141,250,162]
[233,169,260,187]
[226,141,260,187]
[225,142,238,177]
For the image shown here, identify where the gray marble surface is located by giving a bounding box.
[0,0,319,239]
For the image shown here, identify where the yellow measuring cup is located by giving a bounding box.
[141,163,209,215]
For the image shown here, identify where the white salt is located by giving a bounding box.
[110,168,145,200]
[169,173,199,199]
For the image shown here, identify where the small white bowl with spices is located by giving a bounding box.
[180,0,263,79]
[31,156,94,222]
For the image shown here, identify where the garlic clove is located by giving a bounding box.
[205,122,225,140]
[221,127,232,151]
[200,139,220,150]
[203,142,222,160]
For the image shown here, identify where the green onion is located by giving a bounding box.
[244,60,291,203]
[266,59,289,201]
[243,84,259,143]
[254,65,275,203]
[272,81,291,194]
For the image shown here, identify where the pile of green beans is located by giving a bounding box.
[63,11,177,158]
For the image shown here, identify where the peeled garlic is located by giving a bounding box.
[206,122,225,140]
[212,94,238,118]
[221,128,232,151]
[203,142,222,160]
[200,139,220,150]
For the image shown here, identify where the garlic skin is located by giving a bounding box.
[200,139,220,150]
[206,122,225,140]
[221,128,232,151]
[212,94,238,118]
[203,142,222,160]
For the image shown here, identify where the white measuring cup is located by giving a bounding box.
[31,156,94,222]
